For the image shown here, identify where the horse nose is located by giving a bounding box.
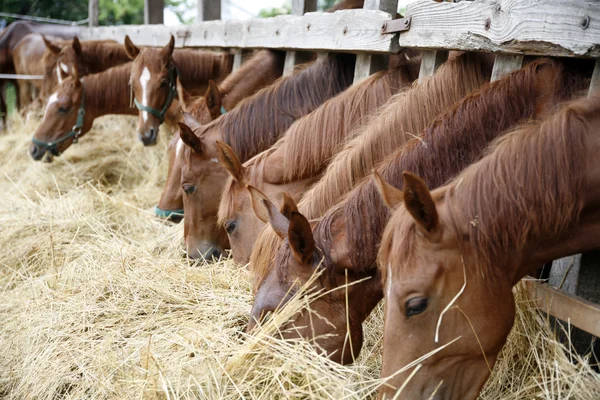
[139,128,158,146]
[187,242,222,261]
[30,143,45,161]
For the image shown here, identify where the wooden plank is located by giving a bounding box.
[525,280,600,338]
[490,54,523,81]
[399,0,600,58]
[589,59,600,96]
[232,49,244,71]
[353,0,399,83]
[418,50,448,82]
[197,0,221,22]
[284,0,318,76]
[79,10,399,53]
[144,0,164,25]
[88,0,99,27]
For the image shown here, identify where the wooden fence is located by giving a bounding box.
[77,0,600,340]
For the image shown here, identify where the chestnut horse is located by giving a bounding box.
[40,36,131,101]
[247,58,591,365]
[30,63,142,160]
[377,90,599,400]
[176,53,356,259]
[216,62,418,263]
[12,34,55,111]
[124,35,232,146]
[156,49,286,222]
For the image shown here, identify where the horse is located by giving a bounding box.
[124,35,233,146]
[216,61,418,263]
[247,58,591,366]
[247,51,495,299]
[176,52,356,259]
[40,36,130,101]
[377,89,599,400]
[156,49,286,222]
[29,63,141,161]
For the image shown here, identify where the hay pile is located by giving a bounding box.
[0,113,598,399]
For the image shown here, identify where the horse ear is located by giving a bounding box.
[373,171,403,210]
[263,198,290,240]
[124,35,140,60]
[204,80,222,120]
[247,185,270,223]
[181,111,202,130]
[216,140,244,182]
[280,192,298,219]
[72,36,82,57]
[402,171,439,235]
[43,36,61,55]
[161,35,175,59]
[178,122,204,154]
[288,212,315,265]
[176,76,191,111]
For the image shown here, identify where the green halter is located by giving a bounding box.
[155,206,184,220]
[134,65,178,124]
[31,90,86,156]
[220,106,227,115]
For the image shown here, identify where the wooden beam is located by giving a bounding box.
[88,0,99,27]
[418,50,448,82]
[589,59,600,96]
[79,10,399,53]
[197,0,221,22]
[353,0,399,83]
[490,54,523,82]
[144,0,164,25]
[525,280,600,338]
[399,0,600,58]
[232,50,244,71]
[284,0,318,76]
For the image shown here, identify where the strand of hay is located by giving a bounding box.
[0,113,598,399]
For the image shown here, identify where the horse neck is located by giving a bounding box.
[445,94,600,286]
[80,42,130,74]
[220,50,285,110]
[173,50,231,87]
[83,63,136,126]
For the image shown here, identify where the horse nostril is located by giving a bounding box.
[30,144,44,161]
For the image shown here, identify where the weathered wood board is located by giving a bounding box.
[79,9,399,54]
[399,0,600,58]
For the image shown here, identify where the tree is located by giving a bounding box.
[258,3,291,18]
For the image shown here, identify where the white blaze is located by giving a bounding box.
[176,138,184,158]
[56,66,63,83]
[60,62,69,73]
[44,92,59,119]
[139,67,151,123]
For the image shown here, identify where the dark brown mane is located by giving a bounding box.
[315,58,588,277]
[60,40,130,75]
[81,62,134,113]
[172,49,233,87]
[444,93,598,273]
[195,52,356,162]
[297,51,493,220]
[219,49,286,97]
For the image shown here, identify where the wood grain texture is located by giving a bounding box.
[490,54,523,81]
[79,10,399,53]
[418,50,448,82]
[399,0,600,58]
[284,0,318,76]
[197,0,221,22]
[88,0,99,27]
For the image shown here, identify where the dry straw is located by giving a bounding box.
[0,113,598,399]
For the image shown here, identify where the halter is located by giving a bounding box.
[220,106,227,115]
[134,65,178,124]
[155,206,184,219]
[31,90,86,157]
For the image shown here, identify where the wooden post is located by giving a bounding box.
[283,0,318,76]
[197,0,221,22]
[418,50,448,82]
[353,0,399,83]
[490,54,524,82]
[144,0,164,25]
[589,59,600,96]
[88,0,99,27]
[232,50,244,71]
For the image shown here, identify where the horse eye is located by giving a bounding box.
[405,297,428,317]
[225,220,237,235]
[160,80,168,87]
[58,106,69,113]
[182,184,196,195]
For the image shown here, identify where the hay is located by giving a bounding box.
[0,113,598,399]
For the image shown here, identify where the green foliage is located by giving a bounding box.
[99,0,144,26]
[258,2,291,18]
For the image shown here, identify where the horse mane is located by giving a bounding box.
[326,0,365,11]
[194,52,356,162]
[297,51,493,220]
[320,58,588,273]
[61,40,130,74]
[218,63,415,225]
[82,62,133,112]
[219,49,286,97]
[441,93,597,275]
[172,49,233,85]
